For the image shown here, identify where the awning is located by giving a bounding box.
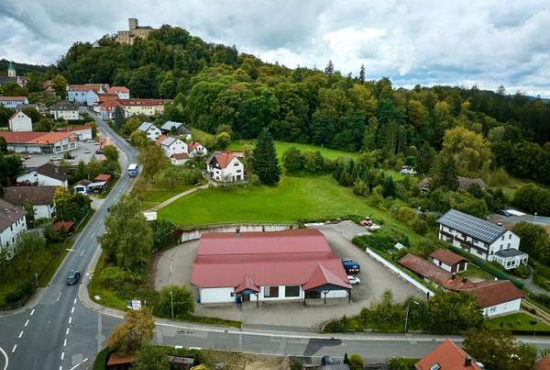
[235,275,259,293]
[302,264,351,291]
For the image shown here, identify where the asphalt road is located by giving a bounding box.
[1,115,550,370]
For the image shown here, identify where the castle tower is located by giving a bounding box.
[7,61,16,77]
[129,18,138,31]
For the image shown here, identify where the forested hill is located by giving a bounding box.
[0,59,51,75]
[56,25,549,184]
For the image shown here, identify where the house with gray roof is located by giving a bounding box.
[437,209,527,270]
[0,198,27,256]
[160,121,192,140]
[154,135,188,158]
[136,121,162,141]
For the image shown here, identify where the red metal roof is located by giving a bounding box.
[430,249,468,266]
[191,229,350,289]
[415,340,481,370]
[235,275,259,293]
[302,264,351,291]
[94,174,111,182]
[53,220,74,231]
[0,131,75,144]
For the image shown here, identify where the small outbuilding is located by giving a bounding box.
[430,248,468,273]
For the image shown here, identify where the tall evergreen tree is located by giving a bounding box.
[252,128,281,185]
[113,106,124,130]
[359,64,366,84]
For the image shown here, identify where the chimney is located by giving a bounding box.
[451,273,456,280]
[465,356,472,366]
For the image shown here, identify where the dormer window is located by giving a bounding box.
[430,364,441,370]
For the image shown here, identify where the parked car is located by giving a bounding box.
[95,149,103,154]
[497,209,511,217]
[321,356,334,365]
[341,258,361,274]
[22,155,31,160]
[84,150,91,154]
[348,275,361,285]
[66,271,81,285]
[50,155,62,161]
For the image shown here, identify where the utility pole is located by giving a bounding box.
[170,290,174,318]
[404,300,420,333]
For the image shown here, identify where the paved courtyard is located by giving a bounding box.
[153,221,424,330]
[23,141,102,168]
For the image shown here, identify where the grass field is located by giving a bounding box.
[458,265,493,282]
[227,140,359,162]
[486,312,550,333]
[134,181,196,210]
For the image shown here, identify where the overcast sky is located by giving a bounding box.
[1,0,550,97]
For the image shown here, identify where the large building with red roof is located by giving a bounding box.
[191,229,351,304]
[415,339,483,370]
[0,131,77,154]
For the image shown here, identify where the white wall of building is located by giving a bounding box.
[85,90,100,107]
[208,157,245,182]
[17,172,68,188]
[146,127,162,141]
[67,91,88,104]
[0,98,28,108]
[162,139,187,157]
[71,128,92,141]
[9,112,32,132]
[33,204,55,220]
[53,110,80,121]
[483,298,522,317]
[0,215,27,256]
[488,230,521,260]
[189,145,207,158]
[200,287,235,303]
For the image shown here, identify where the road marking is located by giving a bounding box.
[69,317,72,324]
[68,358,89,370]
[71,307,75,314]
[61,351,64,360]
[24,319,29,327]
[66,328,70,335]
[18,331,23,339]
[63,339,67,347]
[30,309,35,316]
[73,298,77,304]
[66,248,75,252]
[80,250,85,257]
[0,346,9,370]
[11,344,16,354]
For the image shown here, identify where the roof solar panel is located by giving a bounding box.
[437,209,506,244]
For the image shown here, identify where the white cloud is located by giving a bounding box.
[0,0,549,97]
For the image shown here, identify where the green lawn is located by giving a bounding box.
[499,176,530,200]
[458,265,493,282]
[486,312,550,333]
[227,140,359,162]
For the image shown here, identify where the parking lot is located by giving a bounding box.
[153,221,423,329]
[23,141,103,168]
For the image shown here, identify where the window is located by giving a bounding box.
[430,364,441,370]
[234,162,239,166]
[264,286,279,298]
[285,286,300,298]
[509,234,512,240]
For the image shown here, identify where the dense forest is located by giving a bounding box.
[10,25,550,187]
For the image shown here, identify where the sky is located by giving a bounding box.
[1,0,550,97]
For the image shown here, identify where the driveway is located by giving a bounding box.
[153,221,423,330]
[23,141,102,168]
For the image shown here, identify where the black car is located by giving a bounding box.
[497,209,511,217]
[67,271,81,285]
[321,356,334,365]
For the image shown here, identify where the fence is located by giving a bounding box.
[178,224,297,243]
[365,247,436,297]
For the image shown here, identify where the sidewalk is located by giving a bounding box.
[148,184,208,211]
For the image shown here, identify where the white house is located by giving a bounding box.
[465,280,524,317]
[0,198,27,256]
[17,163,68,188]
[106,86,130,99]
[3,186,57,220]
[188,141,208,157]
[437,209,527,270]
[136,122,162,141]
[206,151,245,182]
[160,121,192,140]
[155,136,187,158]
[0,96,29,109]
[429,249,468,273]
[50,101,80,121]
[9,111,33,132]
[171,153,190,166]
[67,84,108,104]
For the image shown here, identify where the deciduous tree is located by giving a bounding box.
[107,308,155,355]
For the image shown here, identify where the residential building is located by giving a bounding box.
[99,99,122,120]
[188,141,208,157]
[206,151,245,182]
[191,229,351,304]
[67,84,109,104]
[463,280,524,317]
[160,121,191,139]
[0,198,27,256]
[0,96,29,109]
[437,209,527,270]
[106,86,130,99]
[87,91,117,110]
[415,339,483,370]
[50,101,80,121]
[136,122,162,141]
[429,249,468,273]
[116,18,155,45]
[419,177,488,192]
[9,111,33,132]
[155,135,188,158]
[118,99,172,117]
[17,163,68,188]
[0,131,77,155]
[171,153,190,166]
[56,125,93,141]
[3,186,57,220]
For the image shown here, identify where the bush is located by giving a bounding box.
[157,285,194,318]
[510,264,530,279]
[96,267,139,289]
[349,354,364,370]
[485,168,510,186]
[410,218,428,235]
[290,358,304,370]
[5,282,33,303]
[387,357,418,370]
[513,184,550,216]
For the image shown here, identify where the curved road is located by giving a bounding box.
[1,115,549,370]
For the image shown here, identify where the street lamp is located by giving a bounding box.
[170,290,174,319]
[404,300,420,333]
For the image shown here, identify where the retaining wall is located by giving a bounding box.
[179,224,297,243]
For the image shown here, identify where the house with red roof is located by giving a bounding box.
[0,131,77,155]
[415,339,483,370]
[0,96,29,109]
[67,83,109,104]
[430,249,469,273]
[106,86,130,99]
[206,151,245,182]
[191,229,351,304]
[188,141,208,157]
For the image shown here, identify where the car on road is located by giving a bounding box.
[84,150,91,154]
[95,149,103,154]
[22,155,31,160]
[497,209,512,217]
[321,356,334,365]
[66,271,81,285]
[50,155,62,161]
[348,275,361,285]
[341,258,361,273]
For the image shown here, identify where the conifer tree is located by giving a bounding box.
[252,128,281,185]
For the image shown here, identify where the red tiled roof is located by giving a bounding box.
[97,93,118,101]
[94,174,111,182]
[53,220,74,231]
[0,96,27,101]
[188,141,203,151]
[67,84,108,92]
[464,280,524,308]
[191,229,350,289]
[155,135,167,146]
[0,131,75,144]
[210,152,241,169]
[235,275,259,293]
[415,340,481,370]
[172,153,189,160]
[430,249,468,266]
[302,264,351,291]
[56,125,92,133]
[397,254,475,290]
[99,99,122,111]
[107,86,130,94]
[117,99,172,107]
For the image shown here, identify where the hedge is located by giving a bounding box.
[448,246,524,289]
